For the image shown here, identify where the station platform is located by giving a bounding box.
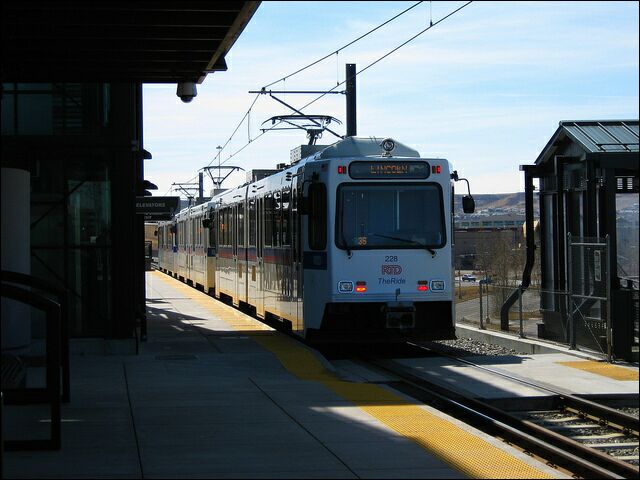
[7,270,632,478]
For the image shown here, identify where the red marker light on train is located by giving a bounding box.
[337,165,347,174]
[417,280,429,292]
[431,165,441,174]
[355,281,367,293]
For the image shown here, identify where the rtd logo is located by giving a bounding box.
[381,265,402,275]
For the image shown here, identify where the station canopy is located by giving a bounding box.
[535,120,639,165]
[1,1,260,83]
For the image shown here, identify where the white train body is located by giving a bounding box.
[158,137,457,343]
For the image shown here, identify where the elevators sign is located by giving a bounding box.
[136,196,179,221]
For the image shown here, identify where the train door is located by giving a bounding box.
[247,197,258,309]
[231,204,238,306]
[184,216,193,283]
[237,200,248,305]
[280,187,292,322]
[213,206,222,299]
[187,215,194,282]
[256,196,265,317]
[293,170,304,331]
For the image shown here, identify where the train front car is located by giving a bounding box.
[302,137,455,343]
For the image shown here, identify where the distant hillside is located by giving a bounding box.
[454,192,530,214]
[454,191,638,216]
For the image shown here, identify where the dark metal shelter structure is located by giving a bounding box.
[1,2,260,346]
[515,120,638,361]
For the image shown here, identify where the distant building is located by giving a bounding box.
[454,214,526,269]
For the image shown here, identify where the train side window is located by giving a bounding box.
[308,183,327,250]
[228,208,232,246]
[274,192,281,247]
[210,212,216,249]
[232,206,237,254]
[264,194,273,247]
[282,189,291,246]
[249,199,256,247]
[258,197,263,256]
[219,209,226,246]
[238,203,244,248]
[292,189,298,261]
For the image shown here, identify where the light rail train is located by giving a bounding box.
[157,136,474,343]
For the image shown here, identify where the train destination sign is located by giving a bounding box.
[135,196,180,215]
[349,161,430,179]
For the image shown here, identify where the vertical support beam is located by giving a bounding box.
[501,165,537,331]
[605,234,612,362]
[567,232,575,349]
[345,63,357,137]
[585,160,597,237]
[602,171,618,289]
[198,172,204,204]
[110,82,142,343]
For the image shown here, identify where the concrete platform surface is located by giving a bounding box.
[2,272,570,479]
[391,352,639,400]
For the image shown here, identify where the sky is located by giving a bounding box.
[143,1,639,197]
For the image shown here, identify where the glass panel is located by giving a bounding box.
[264,195,273,246]
[66,247,111,336]
[65,161,112,336]
[616,192,639,284]
[248,200,256,246]
[31,202,65,248]
[1,89,16,134]
[308,184,326,250]
[238,203,244,247]
[338,183,444,250]
[17,93,54,134]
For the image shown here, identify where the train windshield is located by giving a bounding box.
[337,183,445,250]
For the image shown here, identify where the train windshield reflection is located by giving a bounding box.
[337,183,445,250]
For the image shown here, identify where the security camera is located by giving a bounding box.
[176,82,197,103]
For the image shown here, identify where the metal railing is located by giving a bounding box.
[1,281,62,450]
[456,280,639,361]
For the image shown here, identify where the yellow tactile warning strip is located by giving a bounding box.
[254,335,553,479]
[151,272,553,479]
[557,360,639,381]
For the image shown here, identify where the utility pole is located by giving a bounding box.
[346,63,357,137]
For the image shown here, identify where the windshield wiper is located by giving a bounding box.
[370,233,437,256]
[339,207,351,257]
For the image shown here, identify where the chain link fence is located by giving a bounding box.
[454,235,639,361]
[455,283,551,338]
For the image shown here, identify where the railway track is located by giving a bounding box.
[355,342,639,479]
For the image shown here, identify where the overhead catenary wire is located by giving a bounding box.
[171,2,423,192]
[299,1,473,112]
[210,2,427,172]
[169,1,472,195]
[200,1,424,174]
[165,90,263,194]
[261,1,424,90]
[216,1,472,173]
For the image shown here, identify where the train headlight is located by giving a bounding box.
[338,281,354,293]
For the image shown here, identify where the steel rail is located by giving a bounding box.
[413,341,639,434]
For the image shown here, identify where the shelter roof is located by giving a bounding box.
[1,1,260,83]
[534,120,639,165]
